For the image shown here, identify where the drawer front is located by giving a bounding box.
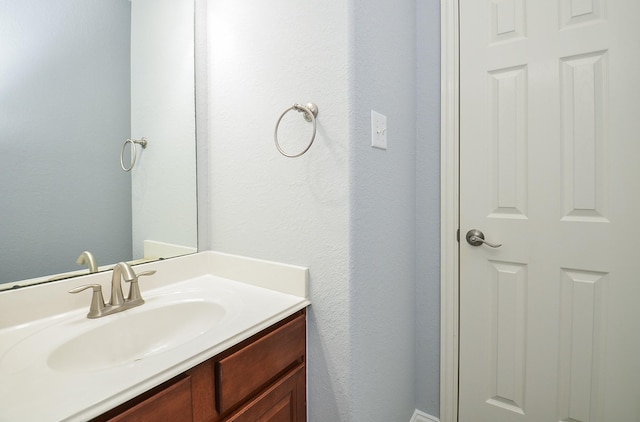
[216,314,305,414]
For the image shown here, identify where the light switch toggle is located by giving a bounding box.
[371,110,387,150]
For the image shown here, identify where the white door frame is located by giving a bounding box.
[440,0,460,421]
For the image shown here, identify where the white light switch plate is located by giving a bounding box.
[371,110,387,150]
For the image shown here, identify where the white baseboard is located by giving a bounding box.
[411,409,440,422]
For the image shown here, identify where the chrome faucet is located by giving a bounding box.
[69,262,156,318]
[76,251,98,273]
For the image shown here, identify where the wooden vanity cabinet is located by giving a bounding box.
[94,310,306,422]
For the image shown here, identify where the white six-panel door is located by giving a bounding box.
[459,1,640,421]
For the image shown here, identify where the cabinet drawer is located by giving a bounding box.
[216,314,305,414]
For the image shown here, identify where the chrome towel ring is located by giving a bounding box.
[274,103,319,158]
[120,137,148,172]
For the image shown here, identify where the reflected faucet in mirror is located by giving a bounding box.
[76,251,98,274]
[69,262,156,319]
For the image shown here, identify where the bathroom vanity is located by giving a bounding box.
[95,310,306,421]
[0,252,309,421]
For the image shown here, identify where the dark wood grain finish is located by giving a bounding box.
[187,359,217,421]
[106,376,193,422]
[224,364,306,422]
[215,313,306,415]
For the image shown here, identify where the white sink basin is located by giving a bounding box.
[47,301,225,372]
[0,281,231,375]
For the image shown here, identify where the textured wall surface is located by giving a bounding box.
[205,1,442,420]
[206,2,352,420]
[416,0,442,416]
[0,0,132,282]
[348,0,418,420]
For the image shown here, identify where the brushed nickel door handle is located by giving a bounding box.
[465,229,502,248]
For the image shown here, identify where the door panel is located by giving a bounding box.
[459,1,640,421]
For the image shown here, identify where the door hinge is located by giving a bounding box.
[456,229,460,242]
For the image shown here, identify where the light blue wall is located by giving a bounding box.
[416,0,442,416]
[0,0,132,282]
[348,0,418,420]
[205,1,442,420]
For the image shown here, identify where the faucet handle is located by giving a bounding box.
[69,284,106,319]
[125,270,156,304]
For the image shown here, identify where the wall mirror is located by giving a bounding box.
[0,0,197,291]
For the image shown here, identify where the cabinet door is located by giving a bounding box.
[106,376,193,422]
[224,364,305,422]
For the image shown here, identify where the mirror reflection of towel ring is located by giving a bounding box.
[274,103,319,158]
[120,137,148,172]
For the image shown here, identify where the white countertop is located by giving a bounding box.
[0,251,310,421]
